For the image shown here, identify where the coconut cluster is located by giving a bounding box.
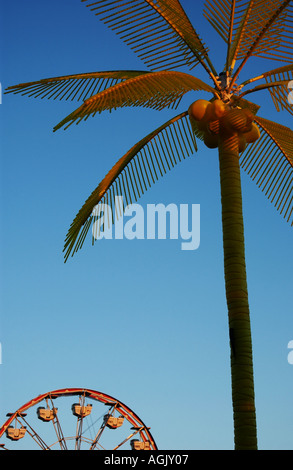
[188,99,260,151]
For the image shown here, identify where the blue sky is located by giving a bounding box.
[0,0,292,450]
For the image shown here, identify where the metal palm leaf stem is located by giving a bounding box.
[6,0,293,450]
[63,111,196,260]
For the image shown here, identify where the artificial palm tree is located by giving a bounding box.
[6,0,293,450]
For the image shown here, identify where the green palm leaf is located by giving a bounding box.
[240,116,293,225]
[63,111,197,261]
[81,0,212,73]
[53,71,217,131]
[5,70,149,101]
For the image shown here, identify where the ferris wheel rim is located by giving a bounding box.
[0,387,158,450]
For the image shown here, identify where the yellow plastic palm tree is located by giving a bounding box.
[6,0,293,450]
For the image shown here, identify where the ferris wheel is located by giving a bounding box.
[0,388,157,450]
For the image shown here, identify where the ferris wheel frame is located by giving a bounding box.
[0,387,158,450]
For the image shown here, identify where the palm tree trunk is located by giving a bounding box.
[218,131,258,450]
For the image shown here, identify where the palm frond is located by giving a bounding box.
[238,64,293,115]
[228,0,292,78]
[53,71,217,131]
[263,65,293,115]
[240,116,293,226]
[63,111,197,261]
[81,0,213,73]
[231,95,261,115]
[241,81,293,116]
[5,70,149,101]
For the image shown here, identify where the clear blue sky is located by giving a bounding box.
[0,0,292,450]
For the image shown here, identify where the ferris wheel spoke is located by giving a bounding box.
[88,420,107,450]
[72,392,94,450]
[75,416,85,450]
[50,413,68,450]
[74,394,85,450]
[46,396,68,450]
[89,402,118,450]
[113,426,144,450]
[14,414,50,450]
